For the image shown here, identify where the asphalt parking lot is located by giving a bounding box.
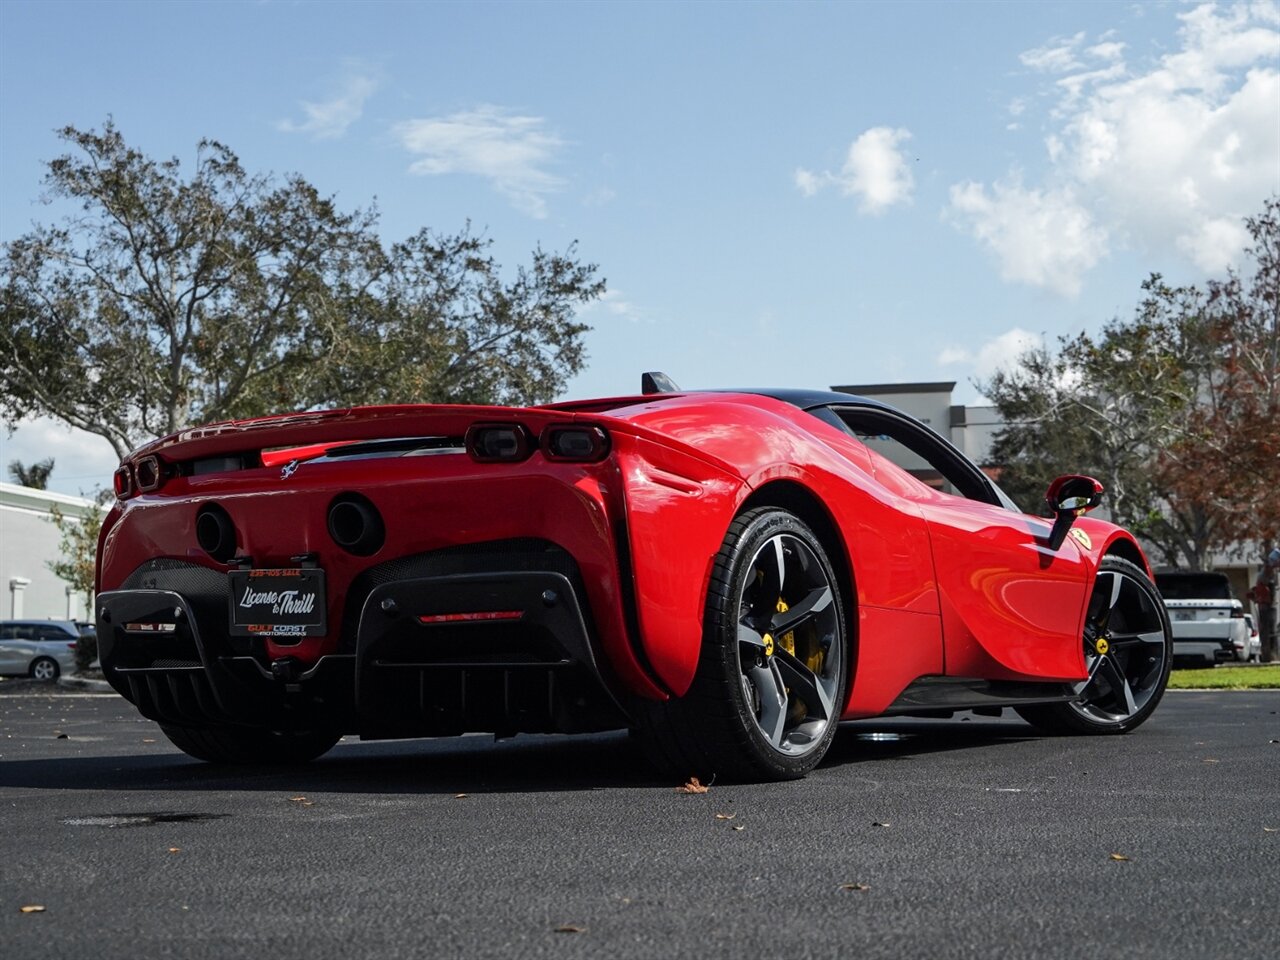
[1,682,1277,960]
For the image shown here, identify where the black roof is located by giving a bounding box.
[718,388,894,412]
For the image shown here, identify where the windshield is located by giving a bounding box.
[1154,573,1232,600]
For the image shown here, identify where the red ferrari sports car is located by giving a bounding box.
[95,376,1173,781]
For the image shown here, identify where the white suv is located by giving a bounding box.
[1155,571,1252,666]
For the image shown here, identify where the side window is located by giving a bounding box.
[832,406,999,505]
[37,625,73,642]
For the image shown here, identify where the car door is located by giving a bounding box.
[0,623,35,673]
[829,405,1092,682]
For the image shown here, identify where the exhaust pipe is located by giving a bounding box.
[195,504,238,563]
[328,494,385,556]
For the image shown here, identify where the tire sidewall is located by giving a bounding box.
[705,508,849,778]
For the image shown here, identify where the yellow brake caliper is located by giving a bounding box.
[775,598,825,723]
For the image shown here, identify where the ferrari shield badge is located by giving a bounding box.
[1069,528,1092,550]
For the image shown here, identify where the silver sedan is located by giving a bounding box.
[0,620,80,680]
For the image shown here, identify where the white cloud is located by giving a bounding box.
[278,65,379,140]
[938,328,1044,381]
[795,126,915,215]
[948,179,1107,296]
[951,2,1280,293]
[1020,32,1086,73]
[1,417,120,498]
[394,105,565,218]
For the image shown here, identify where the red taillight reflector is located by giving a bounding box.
[541,425,610,462]
[113,466,134,499]
[465,423,534,462]
[417,611,524,625]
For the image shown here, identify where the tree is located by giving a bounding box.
[981,276,1215,567]
[1,121,604,459]
[47,501,102,671]
[7,456,54,489]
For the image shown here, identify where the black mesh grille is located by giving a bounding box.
[338,539,579,653]
[119,559,243,654]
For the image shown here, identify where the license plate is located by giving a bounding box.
[1175,612,1195,621]
[228,568,327,638]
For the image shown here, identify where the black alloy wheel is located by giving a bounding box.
[1018,555,1172,735]
[635,508,849,781]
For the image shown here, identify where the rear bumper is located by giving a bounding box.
[1172,638,1238,665]
[97,553,631,737]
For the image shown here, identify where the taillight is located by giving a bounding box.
[113,465,134,499]
[134,455,165,492]
[1230,609,1244,618]
[465,424,534,462]
[541,425,610,462]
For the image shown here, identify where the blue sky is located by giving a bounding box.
[1,0,1277,495]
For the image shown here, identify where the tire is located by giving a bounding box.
[635,508,849,782]
[159,724,341,764]
[29,657,60,682]
[1016,556,1172,735]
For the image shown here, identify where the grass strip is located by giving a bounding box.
[1168,665,1280,689]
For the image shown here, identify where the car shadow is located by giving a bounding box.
[0,715,1039,796]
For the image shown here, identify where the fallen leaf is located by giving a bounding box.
[142,739,156,743]
[168,847,180,854]
[19,905,46,914]
[872,821,891,828]
[1202,758,1220,764]
[839,883,871,892]
[1109,853,1130,861]
[554,924,585,934]
[732,825,746,832]
[675,777,709,794]
[714,813,736,820]
[1263,827,1278,833]
[454,793,468,799]
[287,796,314,807]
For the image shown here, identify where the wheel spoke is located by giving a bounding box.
[1072,653,1104,696]
[749,536,788,622]
[1099,656,1137,716]
[771,584,833,637]
[738,623,767,651]
[774,648,832,721]
[749,661,789,747]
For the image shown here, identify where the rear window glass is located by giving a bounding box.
[1154,574,1232,600]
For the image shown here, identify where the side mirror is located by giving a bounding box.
[1044,475,1104,551]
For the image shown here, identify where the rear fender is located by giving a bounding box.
[614,434,744,696]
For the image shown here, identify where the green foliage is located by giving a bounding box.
[47,501,102,638]
[983,198,1280,570]
[7,457,54,489]
[0,121,604,458]
[1167,666,1280,689]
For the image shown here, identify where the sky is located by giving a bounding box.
[1,0,1277,496]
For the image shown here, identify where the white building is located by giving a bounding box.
[0,482,98,620]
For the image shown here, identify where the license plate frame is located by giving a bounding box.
[228,568,327,639]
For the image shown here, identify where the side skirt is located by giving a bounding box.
[881,676,1077,718]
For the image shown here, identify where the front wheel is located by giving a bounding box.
[159,724,341,764]
[1017,556,1172,735]
[636,508,849,782]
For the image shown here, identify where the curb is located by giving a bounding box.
[57,674,114,693]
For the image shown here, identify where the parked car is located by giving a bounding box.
[0,620,80,680]
[1154,571,1251,666]
[95,377,1172,780]
[1243,613,1261,662]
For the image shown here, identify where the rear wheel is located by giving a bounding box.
[29,657,60,681]
[636,508,849,782]
[1017,556,1171,735]
[159,724,341,764]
